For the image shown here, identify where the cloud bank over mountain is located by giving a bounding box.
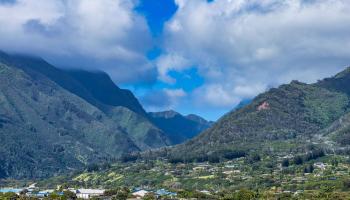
[1,0,350,120]
[0,0,154,83]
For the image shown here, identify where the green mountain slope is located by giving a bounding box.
[321,112,350,146]
[0,52,172,150]
[163,67,350,162]
[149,110,213,144]
[109,107,171,149]
[0,62,139,178]
[0,51,180,178]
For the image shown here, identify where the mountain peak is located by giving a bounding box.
[148,111,212,144]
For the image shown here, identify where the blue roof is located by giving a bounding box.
[0,189,23,193]
[155,189,176,196]
[34,193,47,197]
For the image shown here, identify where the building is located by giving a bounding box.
[199,190,211,195]
[155,189,177,197]
[314,162,327,170]
[132,190,149,199]
[76,189,105,199]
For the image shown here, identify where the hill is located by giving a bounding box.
[158,67,350,162]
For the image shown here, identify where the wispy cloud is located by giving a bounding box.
[141,88,187,111]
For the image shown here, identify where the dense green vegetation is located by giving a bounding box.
[15,151,349,199]
[0,52,209,179]
[142,68,350,163]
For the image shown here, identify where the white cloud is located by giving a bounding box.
[0,0,154,84]
[156,53,192,83]
[193,84,240,107]
[141,88,187,111]
[164,88,186,99]
[158,0,350,108]
[193,83,266,108]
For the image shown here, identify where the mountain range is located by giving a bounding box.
[2,49,350,181]
[0,51,212,179]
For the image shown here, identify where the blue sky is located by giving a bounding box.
[136,0,178,36]
[0,0,350,120]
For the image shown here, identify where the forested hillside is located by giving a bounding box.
[153,67,350,162]
[0,52,209,178]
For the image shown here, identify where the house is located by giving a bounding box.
[132,190,149,199]
[27,183,37,190]
[314,162,327,170]
[193,166,206,171]
[223,171,234,175]
[32,190,56,198]
[76,189,105,199]
[155,189,176,197]
[199,190,211,195]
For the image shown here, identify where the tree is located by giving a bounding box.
[246,154,261,164]
[343,179,350,189]
[48,192,61,200]
[106,188,130,200]
[58,183,69,191]
[142,193,156,200]
[318,186,335,199]
[62,190,77,200]
[104,189,119,196]
[223,189,256,200]
[282,159,289,167]
[0,192,18,200]
[293,156,303,165]
[87,163,99,172]
[303,164,314,173]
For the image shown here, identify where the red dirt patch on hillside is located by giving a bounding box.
[257,101,270,111]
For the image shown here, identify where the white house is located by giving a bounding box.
[314,162,327,170]
[76,189,105,199]
[132,190,149,198]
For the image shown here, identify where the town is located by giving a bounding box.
[2,151,350,199]
[0,185,177,199]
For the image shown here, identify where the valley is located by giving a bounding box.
[2,53,350,199]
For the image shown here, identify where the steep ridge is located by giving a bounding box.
[148,110,213,144]
[0,61,139,178]
[66,70,146,116]
[162,67,350,162]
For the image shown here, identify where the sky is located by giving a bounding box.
[0,0,350,120]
